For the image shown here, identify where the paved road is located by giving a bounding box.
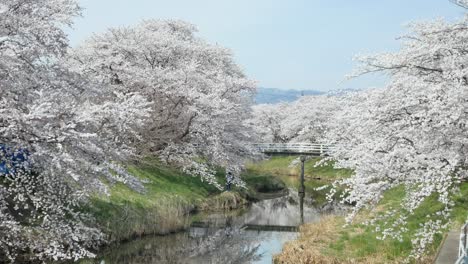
[435,230,459,264]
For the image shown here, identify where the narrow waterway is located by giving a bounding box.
[81,191,324,264]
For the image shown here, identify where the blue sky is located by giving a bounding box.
[68,0,465,91]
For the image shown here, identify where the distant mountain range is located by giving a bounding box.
[255,87,324,104]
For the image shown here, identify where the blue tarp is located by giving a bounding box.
[0,144,29,175]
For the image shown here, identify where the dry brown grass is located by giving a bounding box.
[99,196,193,242]
[199,191,248,211]
[274,215,344,264]
[274,215,438,264]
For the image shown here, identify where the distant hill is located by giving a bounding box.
[255,87,324,104]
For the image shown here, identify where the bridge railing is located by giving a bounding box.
[253,143,334,155]
[456,223,468,264]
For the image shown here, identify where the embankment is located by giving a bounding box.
[85,159,286,243]
[258,156,468,263]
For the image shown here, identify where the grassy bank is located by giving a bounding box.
[85,159,285,243]
[242,155,468,262]
[263,157,468,263]
[87,160,225,242]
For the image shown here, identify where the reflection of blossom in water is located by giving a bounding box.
[82,195,316,264]
[187,227,263,264]
[83,225,263,264]
[243,192,320,226]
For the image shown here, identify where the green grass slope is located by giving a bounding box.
[264,155,468,263]
[85,160,224,241]
[85,158,285,242]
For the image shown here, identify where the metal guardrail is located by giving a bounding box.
[456,223,468,264]
[253,143,334,155]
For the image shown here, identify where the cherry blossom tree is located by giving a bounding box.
[451,0,468,8]
[68,20,258,186]
[324,14,468,258]
[0,0,150,262]
[250,103,290,143]
[250,95,340,143]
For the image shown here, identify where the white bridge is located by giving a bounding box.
[253,143,333,156]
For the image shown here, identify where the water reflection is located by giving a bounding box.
[81,228,261,264]
[242,190,319,226]
[300,194,304,225]
[81,193,316,264]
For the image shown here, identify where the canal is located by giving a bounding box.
[79,191,325,264]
